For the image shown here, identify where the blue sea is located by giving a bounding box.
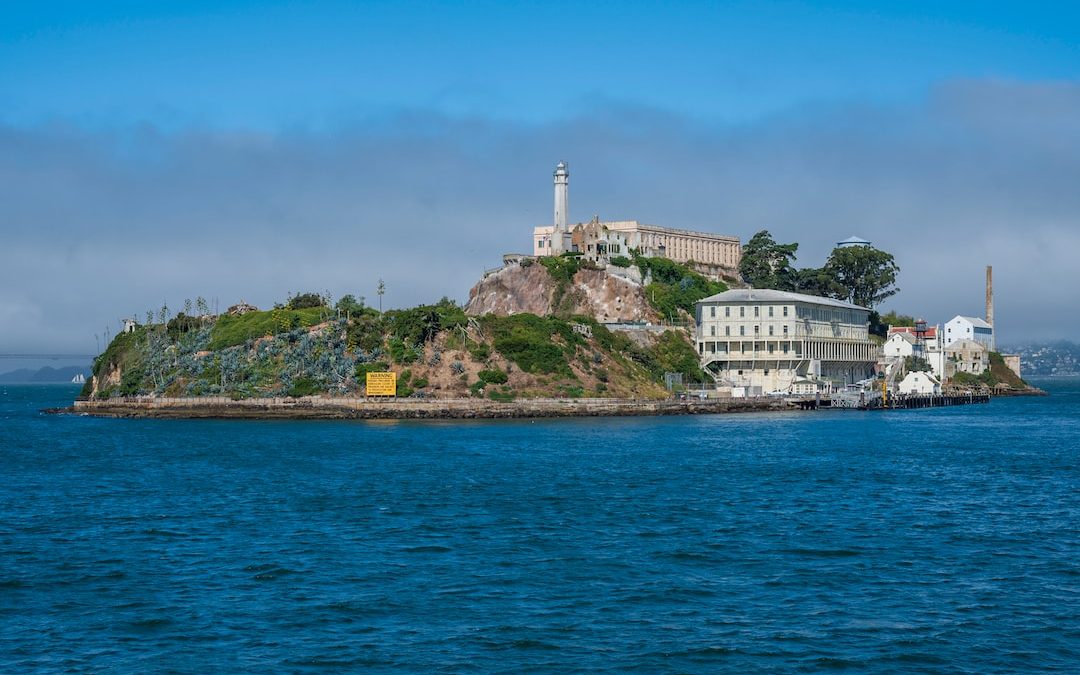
[2,382,1079,673]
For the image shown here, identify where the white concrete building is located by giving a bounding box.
[944,315,994,350]
[883,326,946,379]
[695,289,880,393]
[532,162,740,277]
[898,370,941,395]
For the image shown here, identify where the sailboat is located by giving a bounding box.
[71,373,86,384]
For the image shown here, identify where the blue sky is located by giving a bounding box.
[1,1,1079,360]
[3,1,1077,128]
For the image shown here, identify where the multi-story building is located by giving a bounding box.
[944,315,994,350]
[695,289,880,393]
[531,162,740,278]
[945,338,989,376]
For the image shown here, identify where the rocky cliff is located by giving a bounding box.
[465,263,661,323]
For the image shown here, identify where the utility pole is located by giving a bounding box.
[377,279,386,313]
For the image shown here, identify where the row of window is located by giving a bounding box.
[708,305,790,319]
[709,324,790,337]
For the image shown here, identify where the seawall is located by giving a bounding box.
[59,396,789,420]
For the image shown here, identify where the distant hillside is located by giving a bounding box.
[0,365,89,383]
[1003,341,1080,377]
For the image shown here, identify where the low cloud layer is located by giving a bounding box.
[2,79,1078,353]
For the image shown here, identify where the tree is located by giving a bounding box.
[739,230,799,290]
[377,279,386,313]
[879,310,915,328]
[822,245,900,308]
[336,294,366,317]
[795,267,847,299]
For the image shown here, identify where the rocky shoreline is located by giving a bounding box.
[50,396,791,420]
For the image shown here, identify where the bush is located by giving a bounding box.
[609,255,631,268]
[287,377,322,397]
[288,292,326,309]
[412,377,429,389]
[478,369,508,385]
[469,343,491,362]
[489,389,515,402]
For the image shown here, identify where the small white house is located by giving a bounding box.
[898,371,941,395]
[944,315,994,349]
[883,332,915,358]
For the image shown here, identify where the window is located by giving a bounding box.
[739,326,745,336]
[783,306,789,317]
[754,325,760,335]
[710,326,716,336]
[754,306,760,318]
[769,306,774,317]
[783,325,788,336]
[710,306,716,318]
[725,307,730,317]
[725,326,730,336]
[739,307,745,318]
[769,325,774,336]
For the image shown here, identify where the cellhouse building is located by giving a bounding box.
[695,289,880,394]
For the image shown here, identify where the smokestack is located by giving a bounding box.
[986,265,994,327]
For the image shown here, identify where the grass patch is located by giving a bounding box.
[208,308,324,350]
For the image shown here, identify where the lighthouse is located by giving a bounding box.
[553,161,569,252]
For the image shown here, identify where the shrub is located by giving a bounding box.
[488,389,515,402]
[609,255,631,268]
[478,369,508,385]
[412,377,429,389]
[469,343,491,362]
[287,376,322,397]
[288,292,326,309]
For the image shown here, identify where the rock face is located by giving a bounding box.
[465,263,661,323]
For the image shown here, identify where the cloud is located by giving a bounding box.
[1,79,1079,352]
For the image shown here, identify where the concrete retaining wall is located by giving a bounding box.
[67,395,788,420]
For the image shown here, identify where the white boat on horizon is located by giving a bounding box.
[71,373,86,384]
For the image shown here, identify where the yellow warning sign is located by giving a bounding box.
[366,371,397,397]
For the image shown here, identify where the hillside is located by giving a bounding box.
[466,254,727,322]
[466,260,659,322]
[82,301,712,402]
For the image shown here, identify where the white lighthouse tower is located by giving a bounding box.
[551,161,570,253]
[554,161,569,231]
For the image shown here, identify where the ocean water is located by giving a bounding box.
[2,383,1079,673]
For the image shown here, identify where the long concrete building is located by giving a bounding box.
[695,289,880,394]
[532,162,740,278]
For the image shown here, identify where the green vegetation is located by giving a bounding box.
[737,228,900,309]
[609,255,631,268]
[288,292,326,309]
[739,230,799,290]
[633,255,726,318]
[482,313,585,376]
[288,377,322,397]
[478,369,509,385]
[880,311,916,327]
[208,307,324,350]
[538,253,583,313]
